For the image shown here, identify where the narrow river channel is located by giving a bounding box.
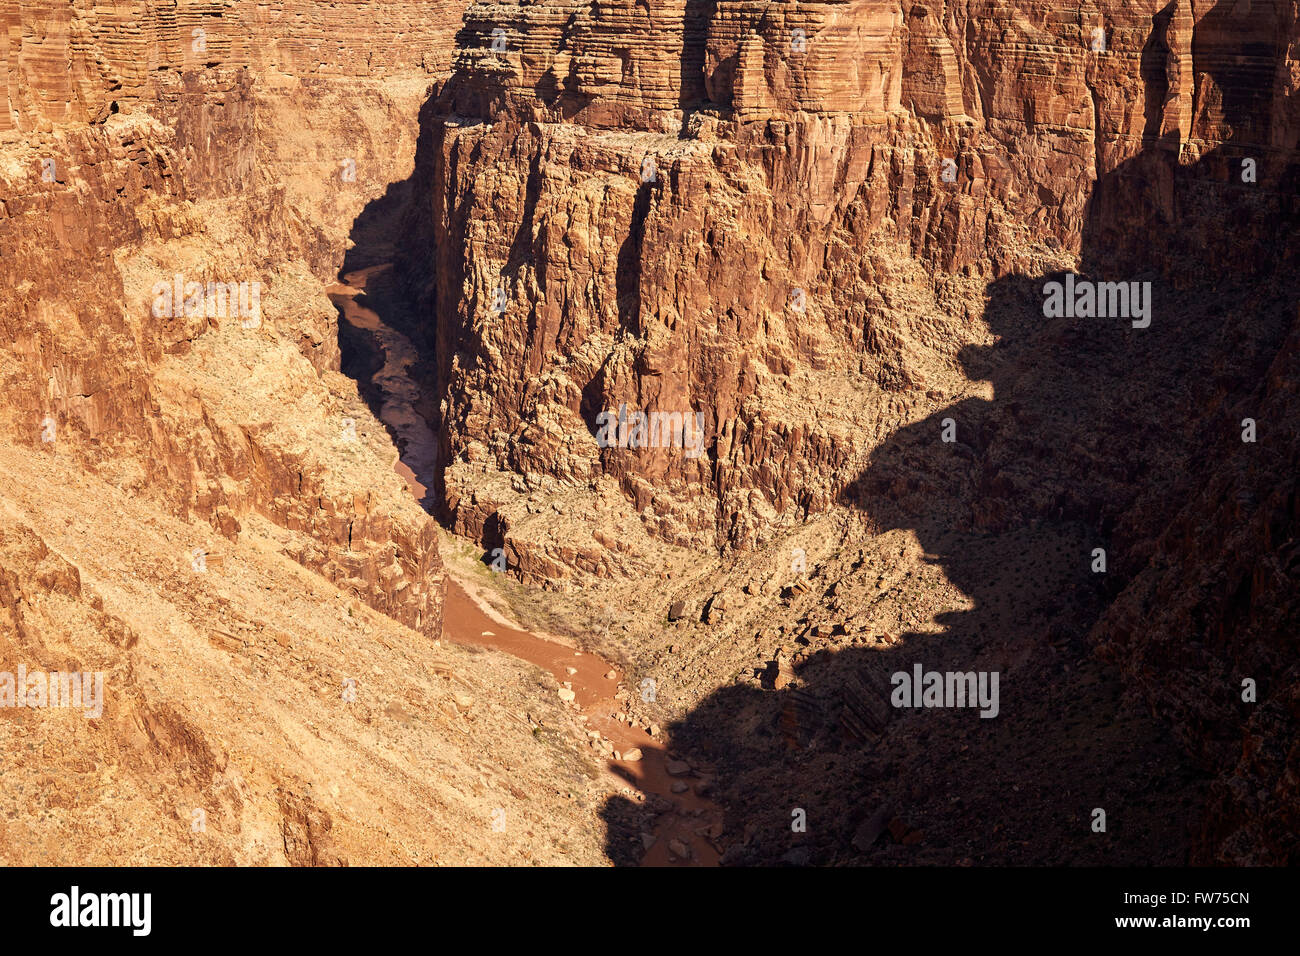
[328,265,722,866]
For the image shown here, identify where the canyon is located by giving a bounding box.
[1,0,1297,866]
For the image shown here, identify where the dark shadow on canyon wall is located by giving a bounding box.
[335,90,448,505]
[679,0,717,112]
[602,3,1299,865]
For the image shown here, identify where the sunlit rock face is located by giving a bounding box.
[0,0,481,633]
[0,0,637,868]
[418,0,1296,555]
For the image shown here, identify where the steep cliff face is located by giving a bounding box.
[406,0,1299,863]
[417,0,1296,560]
[1,0,462,632]
[0,1,617,866]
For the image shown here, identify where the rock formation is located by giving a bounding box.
[0,0,615,865]
[397,0,1299,864]
[2,0,1296,867]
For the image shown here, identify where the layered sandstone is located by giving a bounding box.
[416,0,1296,560]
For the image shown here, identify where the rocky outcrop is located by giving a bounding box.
[0,0,629,866]
[414,0,1297,558]
[0,0,474,634]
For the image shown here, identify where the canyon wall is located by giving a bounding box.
[1,0,468,632]
[409,0,1299,862]
[0,1,620,866]
[3,0,1296,866]
[420,0,1297,565]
